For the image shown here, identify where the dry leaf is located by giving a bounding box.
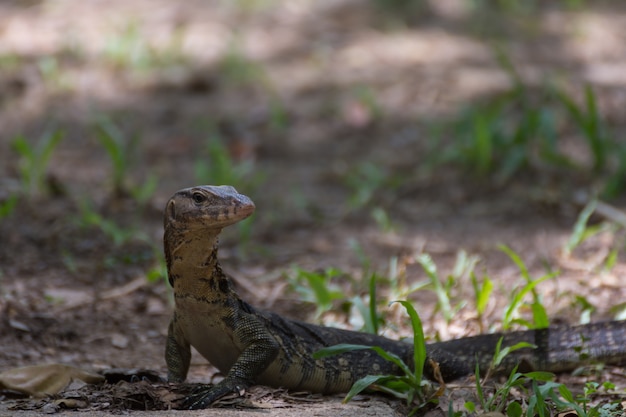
[0,364,104,397]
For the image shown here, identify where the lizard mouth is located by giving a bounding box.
[237,202,255,218]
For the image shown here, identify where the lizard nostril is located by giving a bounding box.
[166,201,176,221]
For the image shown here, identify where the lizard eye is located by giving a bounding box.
[192,192,206,204]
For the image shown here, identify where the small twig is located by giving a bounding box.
[573,191,626,228]
[56,276,148,312]
[100,276,148,300]
[593,201,626,229]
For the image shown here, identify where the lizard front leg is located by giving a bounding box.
[182,313,281,409]
[165,316,191,383]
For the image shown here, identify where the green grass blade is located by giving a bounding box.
[416,254,453,321]
[502,273,555,330]
[0,194,19,219]
[11,136,35,189]
[530,301,549,328]
[368,273,379,335]
[348,239,371,273]
[473,113,492,175]
[39,129,64,166]
[392,300,426,383]
[553,385,587,416]
[471,272,493,316]
[368,346,414,377]
[556,87,585,130]
[528,379,547,417]
[11,135,33,159]
[499,244,530,281]
[95,120,126,188]
[565,199,597,254]
[583,84,605,171]
[350,296,376,334]
[302,271,332,307]
[474,362,486,408]
[498,245,558,329]
[556,85,608,173]
[523,371,555,381]
[313,343,372,359]
[342,375,390,403]
[11,130,64,196]
[493,43,523,91]
[495,341,537,367]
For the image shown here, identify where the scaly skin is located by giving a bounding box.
[164,185,626,409]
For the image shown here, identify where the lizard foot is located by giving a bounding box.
[181,379,248,409]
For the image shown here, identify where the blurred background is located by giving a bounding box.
[1,0,626,391]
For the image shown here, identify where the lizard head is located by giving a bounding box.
[165,185,255,231]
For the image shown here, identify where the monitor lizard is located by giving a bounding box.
[164,185,626,409]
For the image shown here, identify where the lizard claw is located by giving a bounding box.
[182,388,216,409]
[181,380,248,409]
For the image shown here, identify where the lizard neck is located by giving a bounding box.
[164,225,233,297]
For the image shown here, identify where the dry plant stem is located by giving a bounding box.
[56,276,148,312]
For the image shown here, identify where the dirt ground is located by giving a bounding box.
[2,1,626,415]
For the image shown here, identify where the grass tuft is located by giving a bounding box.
[11,129,64,198]
[94,117,157,204]
[432,56,623,198]
[314,300,432,414]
